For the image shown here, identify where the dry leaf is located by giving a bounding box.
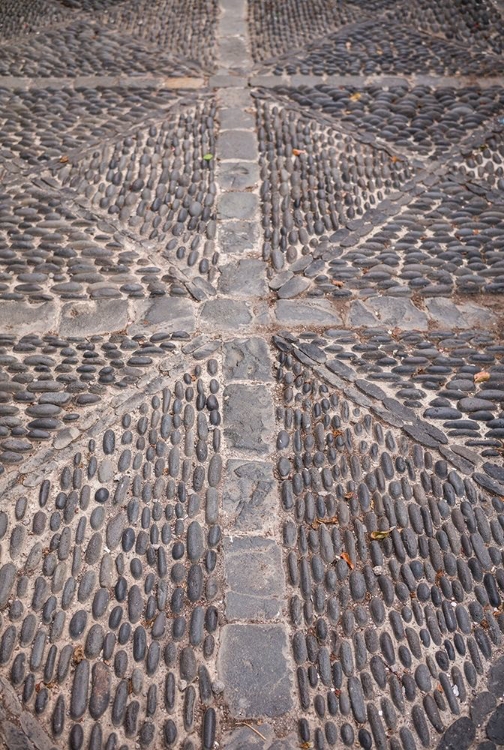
[300,743,313,749]
[370,527,395,541]
[341,552,354,570]
[344,491,354,500]
[474,371,490,383]
[59,155,69,163]
[332,280,344,287]
[349,92,362,101]
[312,516,338,529]
[292,148,306,156]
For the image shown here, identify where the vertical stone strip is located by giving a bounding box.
[213,0,295,738]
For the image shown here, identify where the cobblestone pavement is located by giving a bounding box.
[1,1,504,749]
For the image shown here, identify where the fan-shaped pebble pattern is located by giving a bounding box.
[274,329,504,468]
[275,85,504,162]
[457,129,504,192]
[256,95,417,280]
[99,0,218,73]
[0,356,222,749]
[265,20,504,78]
[0,87,179,176]
[0,331,182,471]
[0,20,195,79]
[47,98,217,253]
[274,344,504,749]
[0,0,72,41]
[288,178,504,300]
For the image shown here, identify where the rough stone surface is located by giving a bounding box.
[223,338,272,381]
[224,536,285,620]
[219,625,294,718]
[223,384,274,454]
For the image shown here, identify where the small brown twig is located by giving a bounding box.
[236,722,267,740]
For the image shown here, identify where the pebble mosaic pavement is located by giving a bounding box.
[0,1,504,750]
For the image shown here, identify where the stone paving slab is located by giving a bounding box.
[0,1,504,749]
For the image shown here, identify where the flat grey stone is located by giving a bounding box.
[201,299,252,330]
[131,297,194,333]
[218,624,293,718]
[224,536,284,620]
[1,721,36,750]
[347,299,380,327]
[249,76,288,88]
[458,301,497,328]
[218,131,258,161]
[487,655,504,697]
[217,161,260,190]
[223,460,277,532]
[210,75,248,89]
[218,37,249,69]
[425,298,469,328]
[60,300,128,337]
[218,87,253,108]
[223,384,274,454]
[223,338,271,381]
[269,271,294,291]
[218,220,259,253]
[218,259,267,297]
[0,302,58,336]
[219,109,256,130]
[219,17,247,36]
[277,276,311,299]
[222,724,274,749]
[219,0,246,12]
[486,705,504,744]
[53,427,79,449]
[275,299,342,325]
[222,723,297,749]
[367,297,428,330]
[218,192,259,220]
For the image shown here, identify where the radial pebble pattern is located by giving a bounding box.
[273,339,504,749]
[0,355,222,749]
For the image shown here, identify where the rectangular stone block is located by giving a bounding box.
[218,130,258,161]
[130,297,195,333]
[223,338,271,380]
[60,300,128,337]
[1,301,58,336]
[223,384,274,454]
[217,161,259,191]
[224,536,284,620]
[200,299,252,330]
[219,17,247,36]
[217,220,259,253]
[274,299,342,326]
[219,108,255,130]
[218,260,267,297]
[223,460,277,532]
[219,37,249,69]
[217,88,253,108]
[218,192,259,220]
[209,75,248,89]
[218,624,293,718]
